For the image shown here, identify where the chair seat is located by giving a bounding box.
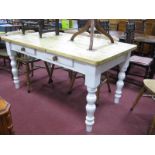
[130,55,153,66]
[17,56,39,63]
[144,79,155,94]
[0,49,8,57]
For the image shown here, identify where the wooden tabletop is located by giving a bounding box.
[1,32,136,66]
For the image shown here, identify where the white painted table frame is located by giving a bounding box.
[4,34,133,133]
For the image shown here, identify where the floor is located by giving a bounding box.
[0,60,155,134]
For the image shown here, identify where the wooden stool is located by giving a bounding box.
[0,97,14,134]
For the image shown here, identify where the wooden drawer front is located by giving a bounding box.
[44,53,73,67]
[11,44,35,56]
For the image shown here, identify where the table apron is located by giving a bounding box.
[9,43,130,77]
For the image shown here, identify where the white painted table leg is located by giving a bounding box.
[6,42,20,89]
[10,55,20,89]
[85,87,97,132]
[114,53,131,104]
[85,66,101,132]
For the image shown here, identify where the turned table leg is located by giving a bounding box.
[6,42,20,89]
[85,87,97,132]
[114,53,131,104]
[85,68,101,132]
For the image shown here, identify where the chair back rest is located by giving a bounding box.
[125,22,135,44]
[144,20,155,35]
[100,20,109,33]
[77,20,88,29]
[134,20,145,34]
[109,19,118,30]
[117,20,127,32]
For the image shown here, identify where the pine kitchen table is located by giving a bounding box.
[1,32,137,132]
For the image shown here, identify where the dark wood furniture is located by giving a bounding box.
[110,30,155,79]
[0,48,11,74]
[21,19,60,38]
[68,71,111,105]
[124,22,154,80]
[0,97,14,135]
[134,20,145,34]
[131,36,155,79]
[110,22,155,82]
[0,33,12,74]
[16,54,51,93]
[117,20,128,32]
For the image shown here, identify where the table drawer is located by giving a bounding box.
[11,44,36,56]
[11,44,21,52]
[37,51,73,67]
[44,53,73,67]
[11,44,73,67]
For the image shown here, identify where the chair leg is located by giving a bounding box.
[44,62,53,84]
[30,62,34,77]
[96,85,101,106]
[3,58,6,66]
[25,63,31,93]
[8,59,13,79]
[130,87,146,111]
[49,64,55,83]
[68,72,77,94]
[68,71,73,82]
[144,66,149,79]
[105,72,111,93]
[148,115,155,135]
[126,63,131,75]
[17,61,22,70]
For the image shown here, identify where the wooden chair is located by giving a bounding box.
[21,19,61,38]
[129,79,155,134]
[134,20,145,34]
[109,19,118,31]
[100,20,110,33]
[2,30,52,93]
[16,54,51,93]
[49,64,111,105]
[0,32,12,74]
[117,20,128,32]
[0,48,11,73]
[124,22,154,83]
[69,71,111,104]
[0,49,8,63]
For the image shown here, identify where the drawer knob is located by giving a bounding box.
[52,56,58,61]
[21,47,25,51]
